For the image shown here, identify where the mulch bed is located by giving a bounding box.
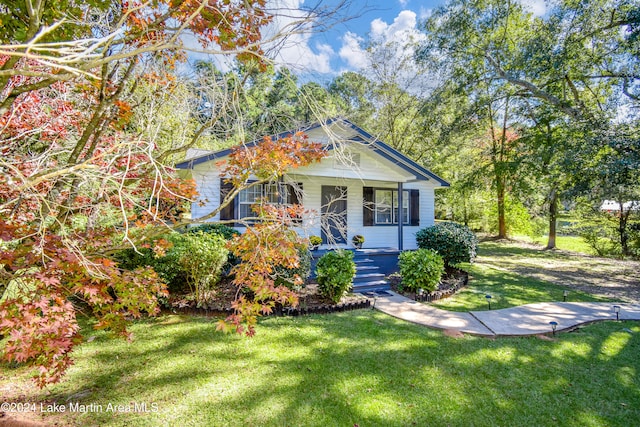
[389,267,468,302]
[164,281,371,318]
[165,268,468,318]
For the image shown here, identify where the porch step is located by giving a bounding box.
[353,273,386,283]
[352,256,389,292]
[352,280,390,293]
[356,265,379,272]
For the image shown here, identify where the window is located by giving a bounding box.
[221,181,302,222]
[393,191,409,224]
[375,190,392,224]
[238,184,279,219]
[374,189,409,225]
[363,186,419,227]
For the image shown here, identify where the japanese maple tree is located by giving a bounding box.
[0,0,278,387]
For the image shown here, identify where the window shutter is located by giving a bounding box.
[410,189,419,226]
[363,187,374,226]
[287,183,303,205]
[287,183,304,224]
[219,178,235,221]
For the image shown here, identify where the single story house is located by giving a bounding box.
[176,118,449,285]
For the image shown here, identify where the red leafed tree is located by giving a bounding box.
[214,133,326,336]
[0,0,284,387]
[1,0,348,387]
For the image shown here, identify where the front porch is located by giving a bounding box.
[310,247,400,292]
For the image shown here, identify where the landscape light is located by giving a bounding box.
[485,294,492,310]
[549,321,558,337]
[613,305,620,321]
[563,290,568,302]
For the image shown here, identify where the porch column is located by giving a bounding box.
[398,182,403,251]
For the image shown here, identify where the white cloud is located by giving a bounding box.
[369,10,425,45]
[262,0,338,73]
[336,10,433,92]
[398,0,410,7]
[339,32,368,70]
[518,0,547,17]
[418,7,433,21]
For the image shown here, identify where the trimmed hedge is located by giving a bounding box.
[398,249,444,292]
[416,222,478,266]
[315,250,356,303]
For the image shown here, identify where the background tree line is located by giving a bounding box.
[192,0,639,257]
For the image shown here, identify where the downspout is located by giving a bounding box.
[398,182,404,251]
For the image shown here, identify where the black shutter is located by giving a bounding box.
[287,183,303,205]
[410,189,419,226]
[288,183,303,224]
[363,187,374,226]
[219,178,235,221]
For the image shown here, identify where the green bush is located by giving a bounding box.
[114,237,188,294]
[187,223,240,240]
[169,232,228,305]
[416,222,478,266]
[115,232,228,303]
[315,250,356,303]
[188,222,240,273]
[273,245,312,289]
[398,249,445,292]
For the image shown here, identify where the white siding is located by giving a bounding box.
[288,175,437,250]
[184,121,443,246]
[293,144,415,183]
[190,162,222,222]
[188,161,438,250]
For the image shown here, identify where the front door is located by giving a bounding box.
[321,186,347,245]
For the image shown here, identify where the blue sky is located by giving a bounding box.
[270,0,445,78]
[267,0,547,80]
[183,0,547,79]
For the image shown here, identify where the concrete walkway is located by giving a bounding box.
[371,291,640,337]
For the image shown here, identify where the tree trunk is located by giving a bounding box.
[619,201,630,256]
[497,178,507,239]
[546,188,558,249]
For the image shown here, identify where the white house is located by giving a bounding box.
[600,200,640,213]
[175,118,449,252]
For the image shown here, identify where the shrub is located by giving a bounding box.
[115,232,228,303]
[187,223,240,240]
[114,237,187,294]
[398,249,445,293]
[188,222,240,273]
[272,245,312,289]
[315,250,356,303]
[416,222,478,266]
[169,231,228,305]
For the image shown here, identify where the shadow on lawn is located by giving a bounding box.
[27,311,640,427]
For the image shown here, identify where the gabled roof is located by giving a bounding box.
[175,117,449,187]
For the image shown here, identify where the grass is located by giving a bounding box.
[431,241,611,312]
[3,313,639,427]
[514,234,595,255]
[431,263,609,312]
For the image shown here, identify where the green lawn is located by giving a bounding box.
[514,234,595,255]
[431,241,611,312]
[431,263,609,312]
[3,313,639,427]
